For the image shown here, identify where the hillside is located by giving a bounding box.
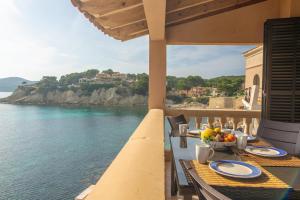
[0,69,245,106]
[0,77,36,92]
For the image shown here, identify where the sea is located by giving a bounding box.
[0,92,147,200]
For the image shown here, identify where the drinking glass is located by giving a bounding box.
[179,124,188,136]
[237,134,248,150]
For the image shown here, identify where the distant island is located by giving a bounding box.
[0,69,244,107]
[0,77,36,92]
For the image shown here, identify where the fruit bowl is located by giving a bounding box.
[200,128,236,149]
[208,140,236,149]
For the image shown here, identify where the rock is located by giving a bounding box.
[1,86,147,106]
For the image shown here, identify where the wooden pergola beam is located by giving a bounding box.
[166,0,267,27]
[73,0,143,17]
[106,20,147,38]
[108,0,266,40]
[166,0,214,14]
[95,5,145,29]
[143,0,166,40]
[72,0,268,41]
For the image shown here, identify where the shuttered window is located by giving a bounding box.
[262,17,300,122]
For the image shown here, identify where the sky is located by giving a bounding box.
[0,0,255,81]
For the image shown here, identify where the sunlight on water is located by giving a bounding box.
[0,103,146,200]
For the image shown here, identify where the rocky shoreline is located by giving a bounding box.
[0,87,147,106]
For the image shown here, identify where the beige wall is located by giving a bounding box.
[244,46,263,90]
[209,97,244,109]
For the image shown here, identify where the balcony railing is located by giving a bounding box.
[165,108,261,135]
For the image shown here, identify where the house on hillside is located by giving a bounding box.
[188,87,208,97]
[111,72,127,80]
[79,78,93,84]
[95,72,127,83]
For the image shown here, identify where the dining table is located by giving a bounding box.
[169,131,300,200]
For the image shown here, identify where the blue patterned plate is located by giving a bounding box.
[209,160,262,179]
[245,146,287,157]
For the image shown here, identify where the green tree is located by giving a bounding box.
[59,73,82,86]
[186,76,204,87]
[102,69,114,75]
[84,69,99,78]
[37,76,59,93]
[166,76,177,91]
[58,69,99,86]
[176,78,190,91]
[132,73,149,95]
[204,76,244,96]
[127,73,137,80]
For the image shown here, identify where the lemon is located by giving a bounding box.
[214,127,221,133]
[201,128,214,140]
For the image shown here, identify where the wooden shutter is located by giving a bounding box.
[262,17,300,122]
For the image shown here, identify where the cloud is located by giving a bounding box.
[167,45,254,78]
[0,0,81,80]
[0,0,254,81]
[0,1,21,17]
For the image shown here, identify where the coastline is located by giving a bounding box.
[0,87,148,107]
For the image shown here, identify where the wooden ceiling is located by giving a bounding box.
[71,0,266,41]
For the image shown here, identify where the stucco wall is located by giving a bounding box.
[244,46,263,90]
[244,46,263,106]
[209,97,244,109]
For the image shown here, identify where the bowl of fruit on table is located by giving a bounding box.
[200,128,236,149]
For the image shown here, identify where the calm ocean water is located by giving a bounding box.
[0,92,147,200]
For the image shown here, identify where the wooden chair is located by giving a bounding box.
[166,114,188,136]
[257,119,300,155]
[181,160,232,200]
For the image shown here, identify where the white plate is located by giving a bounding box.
[209,160,262,178]
[245,146,287,157]
[188,129,202,135]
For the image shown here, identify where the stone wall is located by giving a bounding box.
[208,96,244,109]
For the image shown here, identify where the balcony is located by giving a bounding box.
[71,0,300,199]
[75,108,261,200]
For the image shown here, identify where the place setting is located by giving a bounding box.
[194,136,263,180]
[230,133,300,167]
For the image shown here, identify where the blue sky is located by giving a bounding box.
[0,0,254,81]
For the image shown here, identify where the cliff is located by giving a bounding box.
[0,86,147,106]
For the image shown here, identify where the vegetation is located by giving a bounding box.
[36,76,59,94]
[204,76,244,96]
[27,69,244,104]
[130,73,148,95]
[59,69,99,86]
[166,75,243,97]
[167,75,205,92]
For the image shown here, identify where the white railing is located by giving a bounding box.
[165,108,261,135]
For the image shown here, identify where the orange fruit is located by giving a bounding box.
[227,134,233,141]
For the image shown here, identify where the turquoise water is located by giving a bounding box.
[0,98,147,200]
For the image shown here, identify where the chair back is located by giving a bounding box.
[166,114,187,131]
[257,119,300,155]
[182,160,232,200]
